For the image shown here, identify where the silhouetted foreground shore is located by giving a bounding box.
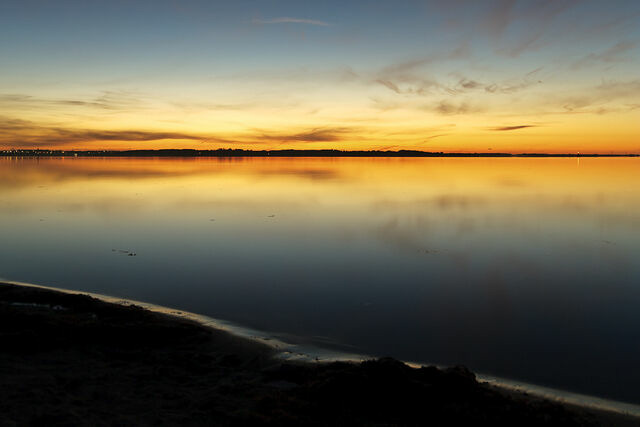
[0,282,636,426]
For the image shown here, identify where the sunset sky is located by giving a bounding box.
[1,0,639,153]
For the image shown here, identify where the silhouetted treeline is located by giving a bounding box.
[0,149,637,158]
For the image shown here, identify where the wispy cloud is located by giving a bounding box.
[456,79,484,90]
[484,79,541,94]
[420,133,449,143]
[433,0,580,57]
[53,130,204,142]
[429,100,482,115]
[250,127,353,143]
[373,53,542,101]
[374,78,440,96]
[252,17,330,26]
[558,79,640,113]
[370,45,470,97]
[0,91,144,111]
[0,116,206,147]
[379,44,470,76]
[170,101,255,112]
[496,0,580,57]
[596,79,640,95]
[489,125,537,131]
[450,68,543,95]
[571,41,637,70]
[483,0,517,37]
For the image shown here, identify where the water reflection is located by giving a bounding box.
[1,156,639,403]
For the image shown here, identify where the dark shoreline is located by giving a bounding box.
[1,282,638,426]
[1,149,639,158]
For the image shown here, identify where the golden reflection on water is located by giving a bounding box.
[2,156,639,259]
[2,156,639,210]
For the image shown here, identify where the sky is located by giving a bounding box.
[0,0,639,153]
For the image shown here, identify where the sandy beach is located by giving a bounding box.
[1,281,638,426]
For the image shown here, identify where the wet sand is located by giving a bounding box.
[1,282,637,426]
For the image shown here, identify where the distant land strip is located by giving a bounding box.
[0,149,639,158]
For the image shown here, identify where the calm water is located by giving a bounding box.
[1,156,640,403]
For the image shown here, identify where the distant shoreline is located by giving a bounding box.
[1,149,639,158]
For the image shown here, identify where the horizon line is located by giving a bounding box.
[1,149,639,158]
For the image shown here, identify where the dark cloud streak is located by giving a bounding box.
[251,127,354,143]
[489,125,536,131]
[0,116,207,146]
